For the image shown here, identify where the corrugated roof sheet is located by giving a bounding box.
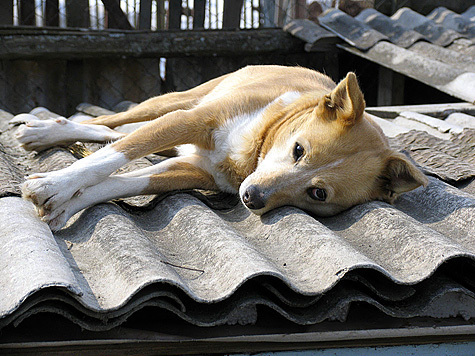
[0,101,474,333]
[285,6,475,103]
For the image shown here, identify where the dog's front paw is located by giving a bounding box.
[14,117,72,151]
[9,113,40,127]
[22,171,83,219]
[41,204,73,232]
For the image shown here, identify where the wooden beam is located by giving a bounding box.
[223,0,244,29]
[0,28,305,59]
[366,102,475,119]
[101,0,133,30]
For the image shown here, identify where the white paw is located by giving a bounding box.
[14,117,72,151]
[21,171,84,217]
[9,113,41,127]
[42,203,74,232]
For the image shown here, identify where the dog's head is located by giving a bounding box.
[239,72,428,216]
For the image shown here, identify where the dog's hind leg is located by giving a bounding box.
[81,74,230,129]
[36,155,217,231]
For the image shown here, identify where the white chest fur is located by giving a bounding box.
[178,91,302,193]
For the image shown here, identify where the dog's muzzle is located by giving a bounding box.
[241,185,266,210]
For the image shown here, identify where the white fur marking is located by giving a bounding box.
[14,118,123,150]
[189,91,302,192]
[22,145,130,223]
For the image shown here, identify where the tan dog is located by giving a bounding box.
[14,65,427,230]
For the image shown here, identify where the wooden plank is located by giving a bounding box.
[366,103,475,119]
[222,0,244,29]
[276,0,288,27]
[1,328,475,356]
[259,0,275,27]
[168,0,182,29]
[0,0,13,25]
[139,0,152,29]
[19,0,35,26]
[101,0,133,30]
[294,0,307,19]
[83,58,161,110]
[65,60,85,114]
[193,0,206,29]
[0,59,68,114]
[156,0,166,30]
[0,28,305,59]
[66,0,90,28]
[45,0,60,27]
[377,66,405,106]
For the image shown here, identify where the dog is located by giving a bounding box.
[13,65,427,231]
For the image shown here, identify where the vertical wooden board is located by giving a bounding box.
[260,0,276,27]
[0,61,13,113]
[377,66,405,106]
[223,0,244,28]
[45,0,60,27]
[193,0,206,29]
[156,0,166,29]
[65,60,86,115]
[43,60,68,114]
[66,0,90,27]
[19,0,35,26]
[165,58,203,92]
[0,0,13,25]
[168,0,182,29]
[139,0,152,29]
[84,58,161,110]
[0,60,68,114]
[294,0,307,19]
[276,0,288,27]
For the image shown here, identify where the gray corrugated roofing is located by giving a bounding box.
[0,103,474,332]
[287,6,475,103]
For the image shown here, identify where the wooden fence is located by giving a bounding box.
[1,1,326,115]
[2,0,310,30]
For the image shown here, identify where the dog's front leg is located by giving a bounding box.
[22,145,130,222]
[39,156,217,231]
[23,106,216,230]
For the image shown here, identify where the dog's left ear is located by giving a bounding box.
[316,72,366,126]
[380,152,429,203]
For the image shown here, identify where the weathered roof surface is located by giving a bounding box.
[0,102,474,337]
[286,6,475,103]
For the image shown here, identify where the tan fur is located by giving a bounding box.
[20,65,428,229]
[94,66,427,214]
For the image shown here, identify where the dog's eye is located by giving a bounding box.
[308,187,327,201]
[293,143,305,162]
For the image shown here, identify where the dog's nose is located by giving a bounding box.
[242,185,266,210]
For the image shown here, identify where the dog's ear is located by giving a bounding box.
[379,152,428,203]
[316,72,365,126]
